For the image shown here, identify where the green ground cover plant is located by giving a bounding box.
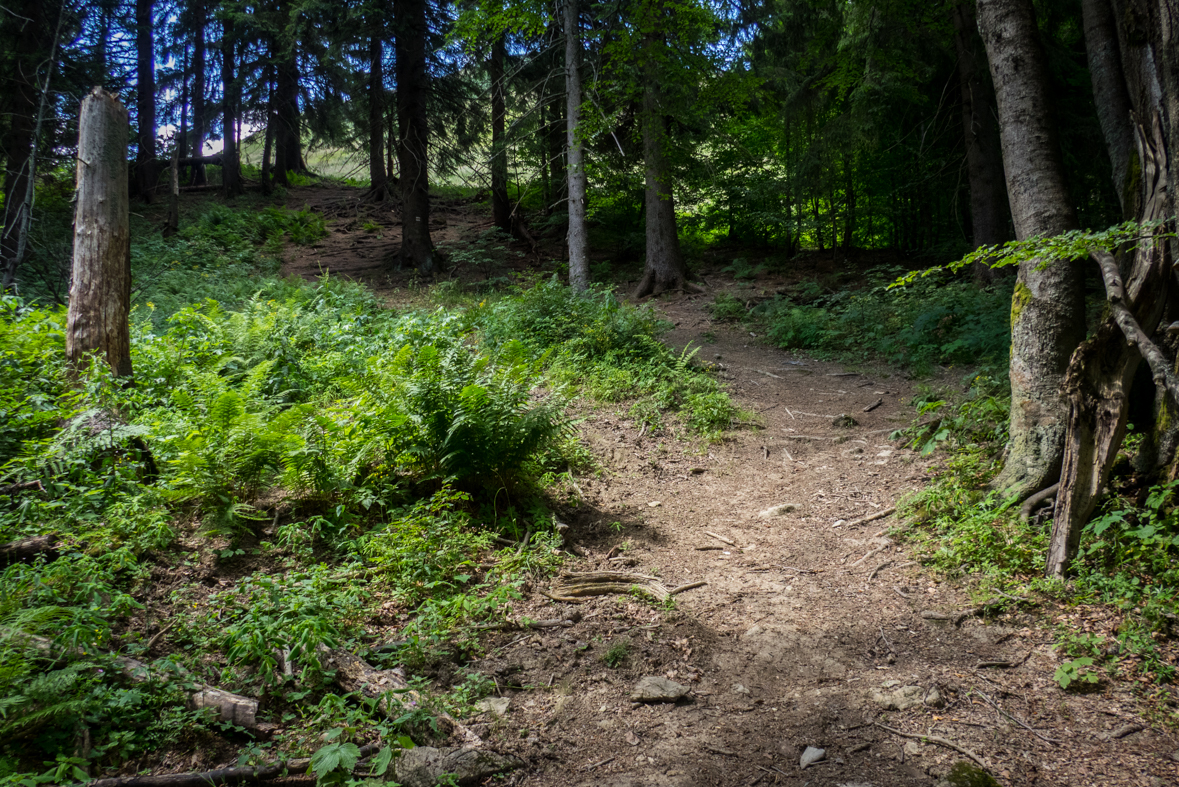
[0,201,743,783]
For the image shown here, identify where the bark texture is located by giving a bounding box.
[632,44,695,300]
[1082,0,1136,210]
[220,16,241,197]
[135,0,158,201]
[0,0,49,290]
[564,0,589,290]
[189,0,207,186]
[274,33,302,183]
[490,34,511,233]
[395,0,436,274]
[66,89,133,379]
[951,1,1010,262]
[367,25,389,200]
[978,0,1086,499]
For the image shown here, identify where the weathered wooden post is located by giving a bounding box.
[66,88,133,378]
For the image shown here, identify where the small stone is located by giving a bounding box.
[800,746,826,768]
[832,414,859,428]
[394,746,523,787]
[833,519,846,527]
[689,467,706,474]
[648,501,662,507]
[475,697,510,717]
[758,502,799,518]
[945,760,1000,787]
[870,684,925,711]
[631,676,690,703]
[732,683,750,695]
[925,688,945,708]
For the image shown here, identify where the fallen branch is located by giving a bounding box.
[316,646,481,747]
[7,630,257,728]
[704,531,735,546]
[975,650,1033,669]
[972,689,1058,745]
[546,571,680,602]
[921,596,1029,626]
[862,398,884,413]
[850,539,892,568]
[846,507,896,528]
[669,580,707,595]
[0,533,58,566]
[0,480,44,496]
[583,756,615,771]
[867,561,893,582]
[694,545,724,551]
[873,722,989,769]
[475,616,578,632]
[87,744,380,787]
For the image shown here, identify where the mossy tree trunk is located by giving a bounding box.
[978,0,1086,500]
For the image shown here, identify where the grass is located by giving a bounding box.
[0,197,742,783]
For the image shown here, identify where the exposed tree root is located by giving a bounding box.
[87,744,381,787]
[544,571,706,603]
[630,269,704,300]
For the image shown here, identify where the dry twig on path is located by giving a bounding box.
[972,689,1059,745]
[545,571,702,602]
[704,531,735,546]
[846,507,896,528]
[921,596,1029,626]
[873,723,989,770]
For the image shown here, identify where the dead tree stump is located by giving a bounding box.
[66,88,132,378]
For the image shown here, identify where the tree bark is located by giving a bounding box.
[367,22,389,200]
[135,0,158,201]
[978,0,1086,499]
[165,139,180,237]
[490,34,511,233]
[189,0,208,186]
[66,89,133,379]
[1082,0,1136,212]
[632,37,695,300]
[0,0,49,291]
[274,16,303,184]
[221,15,242,197]
[394,0,436,274]
[260,64,274,195]
[564,0,589,290]
[951,0,1011,278]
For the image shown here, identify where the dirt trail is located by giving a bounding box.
[284,186,1178,787]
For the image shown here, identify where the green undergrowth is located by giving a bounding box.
[479,275,741,439]
[894,382,1179,704]
[712,269,1013,374]
[1,203,717,783]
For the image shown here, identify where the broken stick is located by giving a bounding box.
[873,722,989,770]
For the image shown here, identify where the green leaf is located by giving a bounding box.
[371,747,394,776]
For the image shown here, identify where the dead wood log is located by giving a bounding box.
[7,630,258,728]
[1048,112,1171,578]
[0,480,44,496]
[86,744,380,787]
[920,595,1029,626]
[545,571,674,602]
[316,646,481,747]
[0,534,58,566]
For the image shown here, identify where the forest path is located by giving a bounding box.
[281,186,1176,787]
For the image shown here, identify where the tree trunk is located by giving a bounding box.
[66,89,132,379]
[978,0,1086,500]
[394,0,436,274]
[135,0,158,201]
[274,38,302,184]
[951,0,1011,282]
[1082,0,1136,213]
[368,25,389,200]
[221,16,241,197]
[165,140,180,237]
[1047,0,1179,576]
[0,0,47,291]
[490,34,511,233]
[564,0,589,290]
[190,0,207,186]
[260,65,274,195]
[632,69,694,299]
[547,84,565,216]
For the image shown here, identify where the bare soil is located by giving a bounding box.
[278,185,1179,787]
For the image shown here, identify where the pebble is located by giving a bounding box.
[832,413,859,428]
[800,746,826,768]
[631,676,690,703]
[475,697,510,717]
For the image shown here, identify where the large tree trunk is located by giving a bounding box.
[951,0,1011,277]
[564,0,589,290]
[1047,0,1179,577]
[367,24,390,200]
[978,0,1086,500]
[632,41,695,300]
[189,0,208,186]
[260,64,274,195]
[394,0,436,274]
[274,42,302,184]
[66,89,132,379]
[221,16,241,197]
[490,34,511,233]
[135,0,158,201]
